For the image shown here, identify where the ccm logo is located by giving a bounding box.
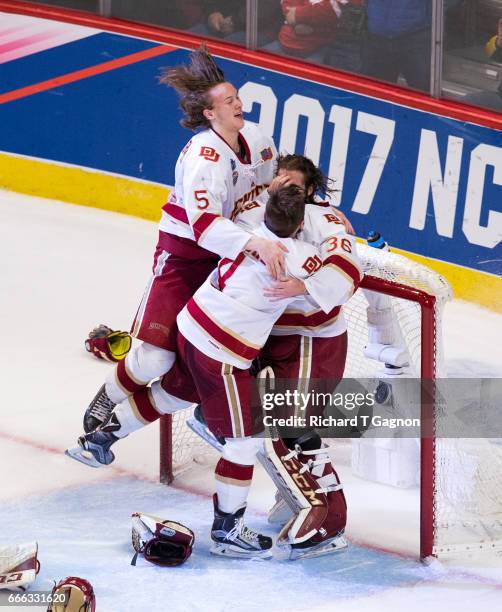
[0,572,23,583]
[283,458,324,506]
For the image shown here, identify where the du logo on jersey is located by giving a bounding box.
[230,158,239,185]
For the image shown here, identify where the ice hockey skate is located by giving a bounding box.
[66,414,120,468]
[83,383,116,433]
[283,529,348,560]
[210,495,273,559]
[186,405,225,452]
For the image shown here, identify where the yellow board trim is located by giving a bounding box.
[2,152,501,312]
[0,151,168,222]
[388,246,502,313]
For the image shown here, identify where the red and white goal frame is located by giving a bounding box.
[159,245,502,561]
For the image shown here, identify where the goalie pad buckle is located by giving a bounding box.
[47,576,95,611]
[131,512,194,567]
[0,542,39,592]
[85,324,132,362]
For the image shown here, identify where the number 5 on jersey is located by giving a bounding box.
[195,189,210,210]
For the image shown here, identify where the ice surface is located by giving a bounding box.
[1,190,501,611]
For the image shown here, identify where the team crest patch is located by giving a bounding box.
[200,146,220,162]
[260,147,273,161]
[230,158,238,185]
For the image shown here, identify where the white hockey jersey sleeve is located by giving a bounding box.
[302,207,363,313]
[181,150,251,260]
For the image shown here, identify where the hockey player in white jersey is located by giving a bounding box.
[81,45,284,434]
[224,154,363,556]
[69,186,339,558]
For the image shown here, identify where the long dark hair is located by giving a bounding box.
[276,154,336,203]
[159,44,225,130]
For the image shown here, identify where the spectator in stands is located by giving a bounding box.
[324,1,366,73]
[262,0,362,64]
[277,0,345,61]
[191,1,282,47]
[485,17,502,63]
[165,0,206,30]
[462,17,502,111]
[361,0,432,92]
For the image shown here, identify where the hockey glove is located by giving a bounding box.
[131,512,194,567]
[85,324,132,362]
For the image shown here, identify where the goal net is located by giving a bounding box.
[159,243,502,560]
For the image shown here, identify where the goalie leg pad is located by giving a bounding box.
[267,492,293,526]
[257,437,327,544]
[0,542,39,592]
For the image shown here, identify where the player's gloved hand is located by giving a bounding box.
[245,236,288,280]
[263,278,307,301]
[85,324,132,362]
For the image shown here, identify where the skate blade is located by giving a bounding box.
[267,499,294,526]
[287,534,349,561]
[210,542,272,560]
[65,446,104,468]
[186,418,224,452]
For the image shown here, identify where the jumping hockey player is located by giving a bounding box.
[81,44,283,434]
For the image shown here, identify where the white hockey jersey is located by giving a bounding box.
[177,223,323,369]
[235,199,363,337]
[159,121,276,260]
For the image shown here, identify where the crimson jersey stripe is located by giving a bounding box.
[193,212,220,241]
[276,305,341,327]
[218,253,246,290]
[186,299,259,360]
[324,254,362,288]
[162,202,189,224]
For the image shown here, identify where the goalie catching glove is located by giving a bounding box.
[131,512,194,567]
[85,324,131,362]
[47,576,95,612]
